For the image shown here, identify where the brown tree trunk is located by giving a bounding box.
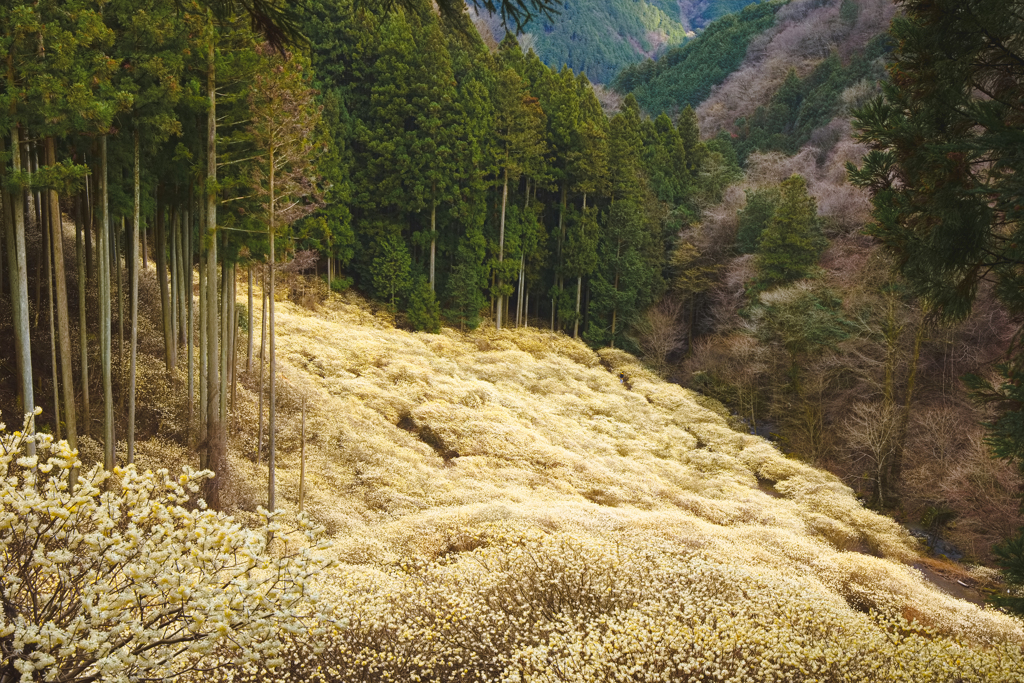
[45,136,79,449]
[496,166,508,331]
[73,192,90,437]
[45,189,61,441]
[99,135,114,470]
[127,129,141,464]
[155,190,175,372]
[268,147,277,512]
[204,34,223,509]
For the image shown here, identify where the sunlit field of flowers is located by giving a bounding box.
[133,288,1024,681]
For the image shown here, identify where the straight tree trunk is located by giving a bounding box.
[116,217,124,412]
[140,215,147,270]
[0,197,4,299]
[268,147,277,512]
[429,186,436,291]
[299,396,306,513]
[186,197,194,444]
[99,135,114,470]
[43,137,78,449]
[199,245,208,457]
[74,193,90,438]
[204,34,223,509]
[155,192,175,372]
[516,183,530,327]
[45,194,61,441]
[176,206,187,348]
[496,166,508,331]
[128,130,141,464]
[219,239,229,428]
[84,153,94,282]
[257,265,266,462]
[2,126,33,446]
[574,193,587,340]
[247,265,253,373]
[229,263,238,419]
[33,146,42,327]
[169,207,179,357]
[32,143,42,324]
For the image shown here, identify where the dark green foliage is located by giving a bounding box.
[756,286,851,360]
[991,528,1024,616]
[737,186,781,254]
[290,0,701,343]
[614,1,778,116]
[523,0,690,84]
[642,113,689,205]
[371,232,413,309]
[407,277,442,332]
[754,175,823,291]
[849,0,1024,594]
[446,226,488,330]
[731,36,892,162]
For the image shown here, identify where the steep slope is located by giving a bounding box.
[476,0,766,83]
[122,283,1024,680]
[696,0,896,135]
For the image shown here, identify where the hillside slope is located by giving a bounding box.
[118,281,1024,680]
[475,0,765,83]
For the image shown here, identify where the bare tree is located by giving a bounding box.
[632,298,687,376]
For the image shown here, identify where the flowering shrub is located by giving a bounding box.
[0,414,333,682]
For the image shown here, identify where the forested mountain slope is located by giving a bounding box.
[613,0,895,133]
[611,0,1023,567]
[475,0,766,83]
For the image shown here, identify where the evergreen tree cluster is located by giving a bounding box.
[299,3,714,348]
[0,0,334,509]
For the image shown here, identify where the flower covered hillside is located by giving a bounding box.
[144,288,1024,681]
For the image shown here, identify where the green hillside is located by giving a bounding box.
[614,0,782,113]
[492,0,768,83]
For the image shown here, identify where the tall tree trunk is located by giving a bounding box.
[32,143,42,326]
[116,217,124,414]
[0,195,3,300]
[2,125,33,447]
[99,135,114,469]
[199,245,208,457]
[169,207,179,358]
[73,192,90,437]
[84,153,94,282]
[496,166,508,331]
[128,130,141,464]
[219,237,229,428]
[429,184,436,291]
[257,265,266,463]
[140,213,147,270]
[155,191,175,372]
[45,136,78,449]
[268,148,277,512]
[33,145,42,327]
[176,206,187,348]
[204,34,222,509]
[45,192,61,441]
[574,193,587,339]
[247,265,253,373]
[229,262,238,420]
[186,194,194,445]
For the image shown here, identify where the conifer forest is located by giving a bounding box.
[2,0,1024,680]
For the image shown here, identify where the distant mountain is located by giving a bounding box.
[475,0,767,84]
